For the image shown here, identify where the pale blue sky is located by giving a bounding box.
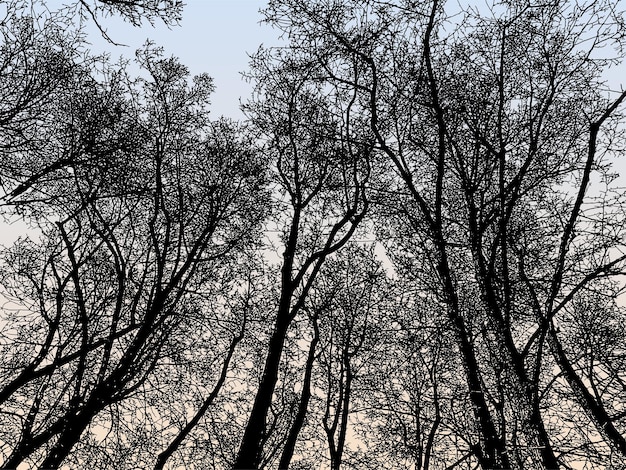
[82,1,625,120]
[1,2,273,244]
[84,1,275,119]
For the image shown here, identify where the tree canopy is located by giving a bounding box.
[1,1,626,469]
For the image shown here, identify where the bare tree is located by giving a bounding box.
[0,46,267,468]
[315,246,387,470]
[259,0,626,468]
[232,48,372,469]
[0,0,183,204]
[3,0,626,468]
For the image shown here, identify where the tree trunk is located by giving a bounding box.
[278,316,319,469]
[155,332,242,470]
[233,312,291,469]
[549,326,626,456]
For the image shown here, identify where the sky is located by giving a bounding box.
[0,1,274,245]
[82,0,626,118]
[84,1,277,119]
[2,0,625,245]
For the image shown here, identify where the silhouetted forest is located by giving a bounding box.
[1,1,626,468]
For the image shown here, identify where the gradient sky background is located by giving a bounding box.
[1,0,625,245]
[1,2,273,244]
[85,1,276,119]
[82,0,626,122]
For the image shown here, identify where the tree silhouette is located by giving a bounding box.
[0,44,267,468]
[260,0,626,467]
[2,0,626,469]
[233,47,372,469]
